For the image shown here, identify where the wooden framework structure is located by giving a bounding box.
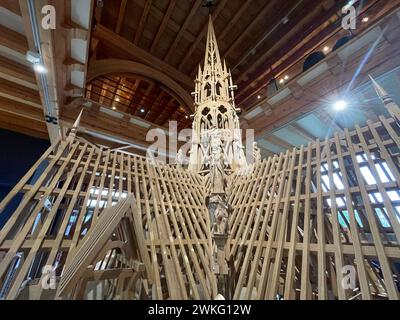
[0,15,400,301]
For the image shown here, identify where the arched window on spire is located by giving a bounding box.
[205,83,211,97]
[216,81,222,96]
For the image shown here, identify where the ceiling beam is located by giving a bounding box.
[0,0,22,15]
[0,77,41,106]
[0,109,47,139]
[150,0,176,53]
[236,0,378,106]
[177,0,229,71]
[221,1,278,60]
[93,24,193,88]
[0,95,43,122]
[288,123,316,141]
[0,55,36,86]
[164,0,202,62]
[0,24,28,55]
[134,0,153,45]
[264,134,294,151]
[115,0,128,34]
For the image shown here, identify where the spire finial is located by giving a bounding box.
[369,75,400,120]
[202,0,215,14]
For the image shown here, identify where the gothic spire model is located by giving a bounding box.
[0,15,399,301]
[189,16,247,173]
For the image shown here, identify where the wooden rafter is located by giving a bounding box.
[150,0,176,53]
[134,0,153,45]
[115,0,128,34]
[164,0,203,62]
[177,0,229,71]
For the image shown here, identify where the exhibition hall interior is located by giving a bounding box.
[0,0,399,301]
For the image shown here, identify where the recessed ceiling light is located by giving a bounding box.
[284,75,289,80]
[362,17,369,23]
[112,106,116,110]
[279,79,285,84]
[323,46,330,53]
[257,95,261,100]
[185,115,189,119]
[115,97,120,102]
[333,100,348,111]
[140,108,145,113]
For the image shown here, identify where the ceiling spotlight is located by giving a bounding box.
[33,63,47,74]
[323,46,330,53]
[334,100,348,111]
[112,106,116,110]
[140,108,145,113]
[257,95,261,100]
[279,79,285,84]
[362,17,369,23]
[185,115,189,119]
[115,97,120,102]
[284,75,289,81]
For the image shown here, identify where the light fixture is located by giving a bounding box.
[112,106,116,110]
[140,108,145,113]
[33,63,47,74]
[279,79,285,84]
[26,51,47,74]
[323,46,330,53]
[284,75,289,81]
[362,17,369,23]
[257,95,261,100]
[333,100,348,111]
[185,115,189,119]
[115,97,120,102]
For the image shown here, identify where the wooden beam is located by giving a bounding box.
[0,78,41,105]
[221,1,278,60]
[289,123,316,141]
[0,55,36,86]
[150,0,176,53]
[177,0,229,71]
[115,0,128,34]
[134,0,152,45]
[0,24,28,55]
[93,24,193,88]
[264,134,294,151]
[0,0,22,15]
[164,0,202,62]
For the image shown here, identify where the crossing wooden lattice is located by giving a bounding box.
[0,113,399,300]
[0,15,399,300]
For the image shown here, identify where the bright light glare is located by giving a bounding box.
[333,100,347,111]
[33,63,47,74]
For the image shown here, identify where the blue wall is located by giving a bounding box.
[0,129,49,227]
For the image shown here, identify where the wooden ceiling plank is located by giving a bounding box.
[164,0,202,62]
[134,0,153,45]
[221,0,278,60]
[115,0,128,34]
[144,91,165,120]
[0,24,28,55]
[150,0,176,53]
[0,77,41,105]
[0,0,22,15]
[0,55,36,85]
[177,0,229,71]
[134,82,154,115]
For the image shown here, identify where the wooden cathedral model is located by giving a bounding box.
[0,16,399,300]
